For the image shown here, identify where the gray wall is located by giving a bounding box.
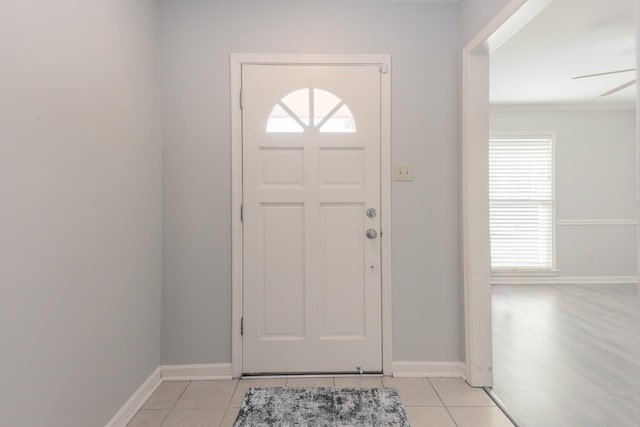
[160,0,463,365]
[491,110,638,277]
[0,1,161,426]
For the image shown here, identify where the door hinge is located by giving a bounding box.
[239,89,244,109]
[379,63,389,74]
[240,204,244,222]
[240,317,244,336]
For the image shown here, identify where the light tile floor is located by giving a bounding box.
[128,377,514,427]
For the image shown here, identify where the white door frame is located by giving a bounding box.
[462,0,551,387]
[230,54,392,378]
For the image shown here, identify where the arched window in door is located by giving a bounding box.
[267,88,356,133]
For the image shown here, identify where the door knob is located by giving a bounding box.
[366,229,378,239]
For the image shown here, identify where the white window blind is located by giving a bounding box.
[489,136,554,271]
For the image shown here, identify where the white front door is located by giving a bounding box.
[242,64,382,374]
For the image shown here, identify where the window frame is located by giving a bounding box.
[489,131,557,276]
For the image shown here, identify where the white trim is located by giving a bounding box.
[492,276,639,285]
[556,219,638,226]
[231,53,393,67]
[462,0,551,388]
[104,367,162,427]
[462,51,493,388]
[492,270,558,277]
[637,0,640,292]
[230,53,243,380]
[490,103,636,113]
[230,53,393,378]
[391,361,466,378]
[491,103,637,112]
[490,130,554,138]
[244,374,383,379]
[161,363,233,381]
[380,55,393,377]
[464,0,550,56]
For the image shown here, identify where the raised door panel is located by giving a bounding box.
[320,204,366,339]
[260,204,306,339]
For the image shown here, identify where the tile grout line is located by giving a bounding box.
[427,377,460,426]
[228,378,241,406]
[164,379,239,427]
[443,405,461,427]
[158,380,191,427]
[174,380,191,408]
[426,378,447,407]
[220,405,236,427]
[155,408,171,427]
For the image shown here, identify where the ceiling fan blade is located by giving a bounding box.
[572,68,636,80]
[600,79,637,97]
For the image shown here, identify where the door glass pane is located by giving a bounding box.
[267,104,304,133]
[281,89,310,126]
[313,89,341,125]
[319,104,356,133]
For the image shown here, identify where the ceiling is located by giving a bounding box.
[490,0,636,107]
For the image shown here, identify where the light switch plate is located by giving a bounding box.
[393,164,413,181]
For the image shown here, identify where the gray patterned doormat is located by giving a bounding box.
[233,387,411,426]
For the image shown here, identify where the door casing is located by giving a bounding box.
[230,54,392,378]
[462,0,551,387]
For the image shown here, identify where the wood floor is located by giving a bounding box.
[492,284,640,427]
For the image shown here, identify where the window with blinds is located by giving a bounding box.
[489,135,554,271]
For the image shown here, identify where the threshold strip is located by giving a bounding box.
[484,387,521,427]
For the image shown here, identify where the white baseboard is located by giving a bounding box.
[555,219,638,226]
[492,275,639,285]
[104,366,162,427]
[108,361,468,426]
[161,363,233,381]
[392,361,466,378]
[105,363,232,427]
